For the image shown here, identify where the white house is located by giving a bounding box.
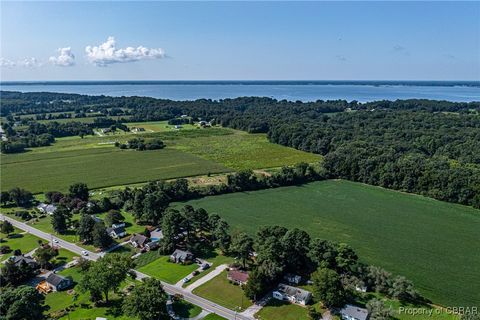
[107,226,127,239]
[272,283,312,306]
[112,222,126,229]
[36,203,57,215]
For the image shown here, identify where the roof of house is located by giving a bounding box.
[107,226,126,235]
[46,273,70,287]
[11,255,37,266]
[171,249,193,260]
[228,270,249,283]
[145,240,159,248]
[277,283,311,302]
[37,203,57,214]
[340,305,369,320]
[130,234,149,245]
[111,222,126,228]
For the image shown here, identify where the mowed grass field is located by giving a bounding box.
[1,147,229,193]
[177,180,480,308]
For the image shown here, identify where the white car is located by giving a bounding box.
[52,239,59,244]
[182,277,190,283]
[81,250,89,256]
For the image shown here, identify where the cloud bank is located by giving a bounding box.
[0,58,16,68]
[49,47,75,66]
[85,36,165,66]
[19,57,41,67]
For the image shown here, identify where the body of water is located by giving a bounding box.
[1,81,479,102]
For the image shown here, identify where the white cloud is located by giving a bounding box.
[49,47,75,66]
[19,57,42,68]
[85,36,165,66]
[0,58,16,68]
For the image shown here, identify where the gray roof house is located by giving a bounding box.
[46,273,73,291]
[170,249,194,264]
[106,226,127,239]
[145,240,160,251]
[36,203,57,215]
[112,222,126,229]
[272,283,312,306]
[130,234,150,248]
[10,255,39,269]
[340,305,369,320]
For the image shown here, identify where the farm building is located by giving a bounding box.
[227,269,249,285]
[272,283,312,306]
[131,127,145,132]
[340,305,369,320]
[170,249,194,264]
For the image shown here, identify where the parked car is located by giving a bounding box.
[182,277,190,283]
[192,270,199,276]
[201,263,210,270]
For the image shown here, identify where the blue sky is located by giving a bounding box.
[1,1,479,81]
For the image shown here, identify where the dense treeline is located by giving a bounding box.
[115,138,165,151]
[1,91,479,207]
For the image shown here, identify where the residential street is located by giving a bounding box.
[1,214,253,320]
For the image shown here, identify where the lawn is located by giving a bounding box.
[255,299,310,320]
[173,130,322,170]
[192,270,252,311]
[96,210,145,235]
[45,266,136,320]
[137,255,199,284]
[53,248,79,267]
[1,147,229,193]
[184,250,234,288]
[173,300,202,318]
[0,232,42,260]
[22,215,98,251]
[202,314,227,320]
[178,180,480,308]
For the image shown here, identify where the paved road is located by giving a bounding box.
[1,214,253,320]
[1,215,100,260]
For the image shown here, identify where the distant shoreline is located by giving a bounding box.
[1,80,480,87]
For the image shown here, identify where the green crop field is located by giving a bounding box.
[1,147,229,193]
[173,130,322,170]
[177,180,480,308]
[1,126,321,193]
